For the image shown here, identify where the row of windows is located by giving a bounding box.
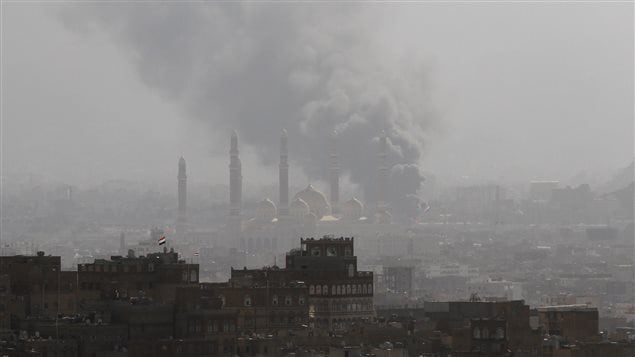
[309,283,372,296]
[80,264,142,273]
[244,294,305,307]
[331,301,373,312]
[473,327,505,340]
[80,282,153,291]
[188,320,236,333]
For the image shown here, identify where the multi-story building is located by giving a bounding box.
[231,236,375,330]
[77,248,198,303]
[0,251,78,318]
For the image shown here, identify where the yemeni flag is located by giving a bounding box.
[158,236,167,245]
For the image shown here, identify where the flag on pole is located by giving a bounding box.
[158,236,166,245]
[193,251,199,257]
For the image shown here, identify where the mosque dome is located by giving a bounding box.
[256,198,277,221]
[293,184,331,220]
[341,197,364,222]
[289,198,310,218]
[374,209,393,224]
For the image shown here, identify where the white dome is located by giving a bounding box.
[289,198,310,218]
[293,184,330,220]
[256,198,277,221]
[341,197,364,221]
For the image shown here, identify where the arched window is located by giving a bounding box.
[332,285,337,295]
[316,285,322,295]
[285,296,293,306]
[482,328,489,339]
[495,327,505,340]
[473,327,481,339]
[299,295,305,305]
[244,294,251,307]
[346,285,351,295]
[309,285,315,295]
[323,285,328,295]
[272,295,278,306]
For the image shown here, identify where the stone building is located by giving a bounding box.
[231,236,375,330]
[77,248,198,304]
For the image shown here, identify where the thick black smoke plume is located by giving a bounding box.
[58,3,436,221]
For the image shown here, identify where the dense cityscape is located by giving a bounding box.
[1,129,633,356]
[2,1,633,356]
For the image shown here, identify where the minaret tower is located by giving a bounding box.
[228,130,242,246]
[329,130,340,214]
[378,130,389,207]
[279,129,289,216]
[177,156,187,235]
[229,130,242,217]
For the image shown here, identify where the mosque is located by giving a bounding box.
[177,129,411,262]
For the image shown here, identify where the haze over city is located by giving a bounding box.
[0,2,633,357]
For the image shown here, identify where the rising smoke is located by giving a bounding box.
[57,3,437,221]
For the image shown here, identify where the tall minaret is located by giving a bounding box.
[176,156,187,235]
[229,130,242,217]
[278,129,289,216]
[329,130,340,214]
[378,130,389,206]
[119,231,126,255]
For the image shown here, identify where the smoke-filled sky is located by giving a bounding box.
[2,2,633,194]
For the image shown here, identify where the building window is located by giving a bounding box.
[190,270,198,282]
[316,285,321,295]
[495,327,505,340]
[352,285,357,294]
[482,328,490,339]
[272,295,278,306]
[346,285,351,295]
[323,285,328,295]
[219,295,226,308]
[244,295,251,307]
[332,285,337,295]
[182,270,188,282]
[309,285,315,295]
[285,296,293,306]
[348,264,354,277]
[367,284,372,293]
[299,295,305,306]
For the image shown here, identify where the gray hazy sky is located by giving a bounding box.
[2,2,633,191]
